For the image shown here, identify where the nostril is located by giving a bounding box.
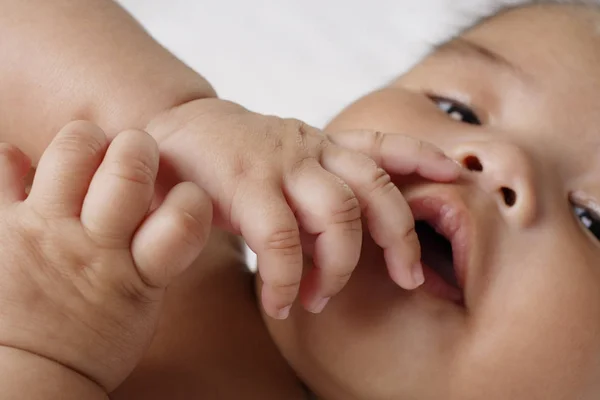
[501,187,517,207]
[463,155,483,172]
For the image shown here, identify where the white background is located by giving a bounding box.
[117,0,524,127]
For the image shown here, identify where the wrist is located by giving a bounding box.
[0,345,108,399]
[0,0,218,164]
[145,97,245,143]
[145,98,247,191]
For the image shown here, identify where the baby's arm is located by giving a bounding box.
[1,0,462,318]
[0,0,215,161]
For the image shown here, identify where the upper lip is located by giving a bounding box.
[405,188,473,300]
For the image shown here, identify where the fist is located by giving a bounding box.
[0,122,212,391]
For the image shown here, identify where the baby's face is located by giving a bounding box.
[264,5,600,399]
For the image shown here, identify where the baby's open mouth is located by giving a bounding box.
[416,220,458,288]
[406,191,472,306]
[415,220,464,305]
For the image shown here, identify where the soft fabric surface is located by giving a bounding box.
[117,0,527,268]
[118,0,526,126]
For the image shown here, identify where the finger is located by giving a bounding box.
[320,144,424,289]
[27,121,107,217]
[285,158,362,314]
[132,182,213,288]
[326,130,462,181]
[0,144,30,205]
[233,180,303,320]
[81,129,158,248]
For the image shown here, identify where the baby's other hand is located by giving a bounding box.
[0,122,212,391]
[149,99,461,319]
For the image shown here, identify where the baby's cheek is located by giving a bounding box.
[456,260,600,399]
[324,88,421,134]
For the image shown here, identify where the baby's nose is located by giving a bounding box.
[451,140,538,227]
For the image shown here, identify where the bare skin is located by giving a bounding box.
[111,229,310,399]
[0,0,463,321]
[265,5,600,400]
[3,2,600,400]
[116,4,600,400]
[0,122,213,398]
[0,1,465,398]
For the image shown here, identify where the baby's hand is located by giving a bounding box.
[149,99,461,319]
[0,122,212,392]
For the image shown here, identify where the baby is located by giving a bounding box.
[1,1,600,400]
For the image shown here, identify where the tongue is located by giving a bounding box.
[415,222,459,288]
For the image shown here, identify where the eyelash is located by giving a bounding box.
[430,97,482,125]
[574,205,600,242]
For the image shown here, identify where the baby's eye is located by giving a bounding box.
[432,97,482,125]
[574,206,600,241]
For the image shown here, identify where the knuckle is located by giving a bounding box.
[367,167,395,197]
[280,118,325,173]
[414,137,426,154]
[171,207,211,249]
[404,224,418,241]
[286,118,308,148]
[105,157,156,186]
[288,155,315,177]
[117,129,158,152]
[284,118,321,145]
[345,217,363,234]
[268,280,301,297]
[82,222,125,247]
[284,118,308,135]
[266,280,301,309]
[265,228,302,256]
[370,131,385,161]
[322,270,353,295]
[56,121,106,156]
[403,226,421,258]
[330,194,362,226]
[372,130,385,145]
[263,116,288,150]
[295,120,310,138]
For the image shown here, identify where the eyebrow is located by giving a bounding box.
[432,38,525,76]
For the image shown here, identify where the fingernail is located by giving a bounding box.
[412,263,425,287]
[309,297,331,314]
[276,305,292,320]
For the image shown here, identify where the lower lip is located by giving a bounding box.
[418,263,464,305]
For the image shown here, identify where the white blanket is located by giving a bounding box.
[118,0,525,126]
